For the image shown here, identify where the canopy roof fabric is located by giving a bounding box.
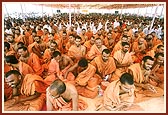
[36,3,163,9]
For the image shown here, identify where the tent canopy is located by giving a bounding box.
[36,3,163,9]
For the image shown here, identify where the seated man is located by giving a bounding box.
[90,49,116,82]
[96,73,142,111]
[45,51,75,84]
[67,36,86,62]
[149,53,164,89]
[128,56,164,102]
[4,70,48,111]
[64,58,100,99]
[86,37,107,61]
[46,79,87,111]
[112,42,133,81]
[17,46,44,76]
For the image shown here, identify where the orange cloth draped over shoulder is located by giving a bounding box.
[18,61,35,76]
[84,40,93,52]
[47,59,75,83]
[4,74,49,111]
[86,44,106,60]
[111,41,122,56]
[27,53,44,76]
[112,50,133,81]
[4,61,34,101]
[75,64,99,99]
[90,56,116,80]
[131,42,146,63]
[128,63,164,102]
[151,64,164,89]
[103,80,135,110]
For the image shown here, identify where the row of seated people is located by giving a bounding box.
[4,48,164,111]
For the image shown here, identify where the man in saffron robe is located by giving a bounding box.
[86,38,107,61]
[65,34,75,53]
[103,32,115,52]
[79,28,88,44]
[58,32,69,54]
[64,58,100,99]
[4,70,48,111]
[96,73,142,111]
[149,53,164,89]
[68,36,86,62]
[4,55,34,100]
[112,42,133,81]
[128,56,164,102]
[46,79,88,111]
[17,46,44,76]
[146,44,164,58]
[42,28,49,43]
[131,37,147,63]
[84,36,95,53]
[85,27,93,40]
[28,35,47,59]
[5,55,34,76]
[6,34,18,52]
[45,51,75,84]
[90,49,116,82]
[111,35,130,56]
[42,41,60,75]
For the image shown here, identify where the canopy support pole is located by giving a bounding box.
[4,4,9,17]
[69,4,71,26]
[20,4,24,20]
[150,5,159,31]
[160,5,164,17]
[42,4,43,17]
[120,4,123,19]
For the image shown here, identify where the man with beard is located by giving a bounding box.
[42,41,60,75]
[146,44,164,58]
[86,37,107,61]
[94,29,104,40]
[84,36,95,53]
[90,49,116,83]
[5,34,18,52]
[145,34,161,52]
[80,28,88,45]
[14,28,28,46]
[4,70,48,111]
[112,42,133,81]
[103,32,116,52]
[45,51,75,85]
[17,46,44,76]
[111,35,130,56]
[65,34,75,53]
[59,32,69,54]
[28,30,36,45]
[128,56,164,102]
[149,53,164,89]
[68,36,86,62]
[131,37,147,63]
[28,35,47,59]
[24,25,32,42]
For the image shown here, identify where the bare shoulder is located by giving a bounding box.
[65,82,78,94]
[63,54,71,60]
